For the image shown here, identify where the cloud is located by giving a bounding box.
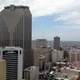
[55,0,80,25]
[0,0,31,10]
[0,0,80,25]
[30,0,75,17]
[0,0,75,16]
[30,0,80,26]
[55,11,80,25]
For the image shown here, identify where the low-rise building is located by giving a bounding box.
[24,66,39,80]
[0,59,6,80]
[35,39,48,48]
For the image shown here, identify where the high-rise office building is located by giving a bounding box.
[0,5,33,68]
[53,36,60,50]
[0,47,23,80]
[0,59,6,80]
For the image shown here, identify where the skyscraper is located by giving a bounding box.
[53,36,60,50]
[0,47,23,80]
[0,5,33,68]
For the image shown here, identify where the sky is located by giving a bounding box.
[0,0,80,41]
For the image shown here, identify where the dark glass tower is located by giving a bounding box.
[53,36,60,50]
[0,5,33,68]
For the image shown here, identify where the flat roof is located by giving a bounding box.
[0,46,23,50]
[5,5,29,9]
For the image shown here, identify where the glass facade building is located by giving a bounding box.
[0,5,33,68]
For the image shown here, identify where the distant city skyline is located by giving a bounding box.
[0,0,80,41]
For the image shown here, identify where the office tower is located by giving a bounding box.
[0,59,6,80]
[0,5,33,68]
[24,66,39,80]
[53,36,60,50]
[36,39,47,48]
[0,47,23,80]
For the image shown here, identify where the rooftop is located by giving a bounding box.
[5,5,29,9]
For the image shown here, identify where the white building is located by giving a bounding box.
[0,47,23,80]
[51,49,64,63]
[69,48,80,63]
[24,66,39,80]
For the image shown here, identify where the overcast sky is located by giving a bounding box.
[0,0,80,41]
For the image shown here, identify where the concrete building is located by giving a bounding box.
[0,5,33,68]
[0,47,23,80]
[33,47,50,71]
[53,36,60,50]
[51,49,64,63]
[0,59,6,80]
[69,48,80,63]
[35,39,48,48]
[24,66,39,80]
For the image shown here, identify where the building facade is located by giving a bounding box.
[53,36,60,50]
[51,49,64,63]
[33,47,50,71]
[0,47,23,80]
[69,48,80,63]
[24,66,39,80]
[0,5,33,68]
[0,59,6,80]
